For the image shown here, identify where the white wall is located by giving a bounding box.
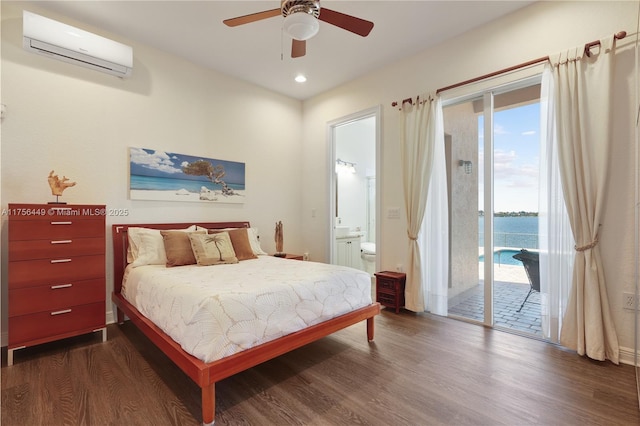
[301,1,639,360]
[1,2,304,336]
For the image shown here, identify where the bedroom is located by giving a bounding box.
[1,0,639,424]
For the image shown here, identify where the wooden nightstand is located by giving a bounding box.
[375,271,406,313]
[274,254,304,260]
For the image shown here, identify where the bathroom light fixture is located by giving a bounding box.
[283,11,319,41]
[459,160,472,174]
[336,158,357,174]
[295,74,307,83]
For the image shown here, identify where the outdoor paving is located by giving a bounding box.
[448,263,542,336]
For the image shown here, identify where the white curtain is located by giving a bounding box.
[420,98,449,315]
[538,65,574,343]
[549,37,620,363]
[399,94,442,312]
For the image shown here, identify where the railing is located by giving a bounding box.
[479,232,538,250]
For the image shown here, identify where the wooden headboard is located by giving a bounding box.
[111,222,250,294]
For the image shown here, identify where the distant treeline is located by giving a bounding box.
[478,211,538,217]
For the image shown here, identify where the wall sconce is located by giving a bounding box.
[459,160,472,174]
[336,158,357,174]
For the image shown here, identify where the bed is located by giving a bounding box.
[111,222,381,425]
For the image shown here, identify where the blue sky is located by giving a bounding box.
[478,102,540,213]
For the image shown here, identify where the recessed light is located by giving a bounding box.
[295,74,307,83]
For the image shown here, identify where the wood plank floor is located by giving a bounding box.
[2,310,639,425]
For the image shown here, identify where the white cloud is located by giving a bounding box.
[521,130,536,136]
[129,148,182,174]
[494,124,509,135]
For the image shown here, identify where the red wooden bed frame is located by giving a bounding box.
[111,222,381,425]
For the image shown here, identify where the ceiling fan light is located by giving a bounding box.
[283,12,319,41]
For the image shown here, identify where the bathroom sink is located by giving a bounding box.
[335,226,350,237]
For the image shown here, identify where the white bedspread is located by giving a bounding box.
[122,256,373,363]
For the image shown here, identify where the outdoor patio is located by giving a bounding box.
[448,263,542,336]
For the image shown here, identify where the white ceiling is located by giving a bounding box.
[27,1,535,100]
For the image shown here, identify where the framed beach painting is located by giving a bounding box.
[129,147,245,203]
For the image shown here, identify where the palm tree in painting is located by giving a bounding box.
[182,160,235,196]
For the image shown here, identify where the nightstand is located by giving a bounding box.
[274,254,304,260]
[375,271,406,313]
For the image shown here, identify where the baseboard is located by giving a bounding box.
[619,345,640,366]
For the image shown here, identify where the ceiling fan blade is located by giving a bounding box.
[318,8,374,37]
[223,8,281,27]
[291,39,306,58]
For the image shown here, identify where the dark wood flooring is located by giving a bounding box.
[2,310,639,425]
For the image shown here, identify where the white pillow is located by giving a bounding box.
[127,225,197,267]
[247,227,268,255]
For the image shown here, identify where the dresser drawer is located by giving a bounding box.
[9,254,105,289]
[9,219,104,241]
[9,278,104,317]
[9,237,104,261]
[8,302,105,347]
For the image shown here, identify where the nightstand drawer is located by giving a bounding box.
[377,278,398,291]
[9,237,105,261]
[9,278,105,317]
[9,254,104,289]
[8,302,105,347]
[377,293,396,305]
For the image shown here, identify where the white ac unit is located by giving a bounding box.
[23,10,133,78]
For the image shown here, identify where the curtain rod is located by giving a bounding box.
[391,30,627,107]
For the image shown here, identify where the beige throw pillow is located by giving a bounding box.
[189,232,238,266]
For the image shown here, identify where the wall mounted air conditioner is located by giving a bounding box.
[23,10,133,78]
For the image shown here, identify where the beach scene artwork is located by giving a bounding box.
[129,147,246,203]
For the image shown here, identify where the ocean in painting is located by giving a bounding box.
[130,174,245,193]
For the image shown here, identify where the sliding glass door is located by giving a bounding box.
[445,78,542,336]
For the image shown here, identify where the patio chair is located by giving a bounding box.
[512,249,540,312]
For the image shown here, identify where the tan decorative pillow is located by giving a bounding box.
[209,228,257,261]
[189,232,238,266]
[161,230,204,267]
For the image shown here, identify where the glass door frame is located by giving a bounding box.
[443,74,543,328]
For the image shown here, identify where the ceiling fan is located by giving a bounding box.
[223,0,374,58]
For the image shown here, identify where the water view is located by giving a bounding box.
[479,215,538,249]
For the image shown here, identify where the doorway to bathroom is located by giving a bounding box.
[328,106,381,277]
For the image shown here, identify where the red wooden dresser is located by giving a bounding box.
[7,203,106,365]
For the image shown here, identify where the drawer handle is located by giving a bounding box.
[51,284,73,289]
[51,309,72,316]
[51,240,72,244]
[51,221,73,225]
[50,259,72,264]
